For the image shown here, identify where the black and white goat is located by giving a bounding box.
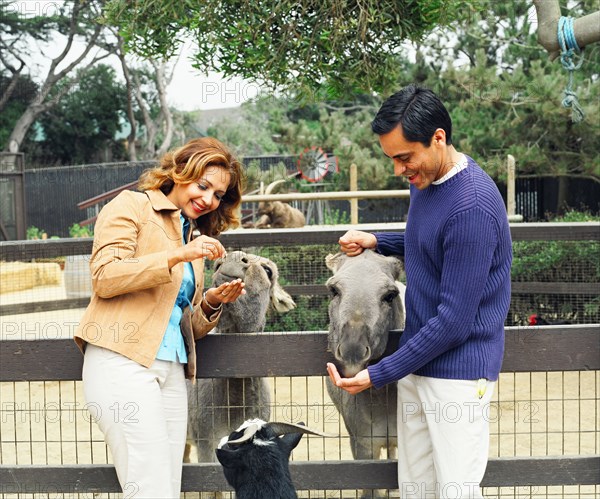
[216,419,328,499]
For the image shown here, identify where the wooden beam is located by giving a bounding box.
[1,326,598,382]
[1,222,598,261]
[1,456,598,493]
[0,298,90,316]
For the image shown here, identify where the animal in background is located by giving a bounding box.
[325,250,406,499]
[254,179,305,228]
[185,251,296,464]
[528,313,573,326]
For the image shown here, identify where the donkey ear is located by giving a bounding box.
[325,252,346,272]
[270,283,296,313]
[386,256,404,282]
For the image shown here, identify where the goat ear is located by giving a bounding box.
[325,252,345,272]
[270,284,296,313]
[278,432,304,459]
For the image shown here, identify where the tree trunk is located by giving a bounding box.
[117,37,138,161]
[6,105,43,153]
[154,62,174,158]
[533,0,600,58]
[0,58,24,113]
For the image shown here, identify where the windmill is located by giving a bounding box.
[296,146,339,224]
[296,146,339,183]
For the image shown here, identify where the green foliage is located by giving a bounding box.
[207,95,398,192]
[33,65,127,164]
[261,244,337,331]
[510,211,599,324]
[207,0,599,185]
[265,295,329,332]
[323,208,350,226]
[104,0,469,100]
[413,0,600,179]
[26,226,45,240]
[68,223,93,238]
[512,211,600,282]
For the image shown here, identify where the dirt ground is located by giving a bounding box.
[1,281,598,499]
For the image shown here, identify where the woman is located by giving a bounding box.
[74,137,246,498]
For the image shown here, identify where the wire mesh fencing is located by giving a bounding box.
[1,224,598,498]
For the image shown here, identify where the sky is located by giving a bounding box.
[159,41,260,111]
[11,1,258,111]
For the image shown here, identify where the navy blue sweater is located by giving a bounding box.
[368,157,512,388]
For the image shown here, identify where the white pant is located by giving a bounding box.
[397,374,495,499]
[83,344,188,499]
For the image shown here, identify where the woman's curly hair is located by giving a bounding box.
[138,137,245,237]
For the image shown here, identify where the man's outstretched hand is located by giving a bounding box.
[326,362,373,395]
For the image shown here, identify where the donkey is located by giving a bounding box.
[185,251,296,464]
[325,250,406,498]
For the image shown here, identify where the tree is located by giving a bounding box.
[0,0,56,112]
[207,0,598,192]
[35,64,127,164]
[416,0,599,180]
[1,0,116,153]
[103,0,469,100]
[0,71,38,151]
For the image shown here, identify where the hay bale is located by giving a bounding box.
[34,262,61,286]
[0,261,62,294]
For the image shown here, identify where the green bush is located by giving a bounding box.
[509,211,599,325]
[68,223,93,238]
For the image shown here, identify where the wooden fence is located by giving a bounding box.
[2,222,599,317]
[1,222,599,494]
[1,327,599,493]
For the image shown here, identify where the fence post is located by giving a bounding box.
[506,155,523,222]
[350,164,358,224]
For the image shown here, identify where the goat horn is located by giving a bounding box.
[266,421,334,438]
[227,423,261,445]
[264,179,287,195]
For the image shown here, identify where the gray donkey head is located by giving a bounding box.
[212,250,296,334]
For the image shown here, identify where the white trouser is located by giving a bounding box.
[83,344,188,499]
[396,374,495,499]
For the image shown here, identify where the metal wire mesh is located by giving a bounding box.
[1,229,599,499]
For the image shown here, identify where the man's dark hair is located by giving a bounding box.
[371,85,453,146]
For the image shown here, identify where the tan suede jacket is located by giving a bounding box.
[74,189,220,379]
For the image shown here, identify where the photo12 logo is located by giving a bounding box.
[6,1,63,18]
[200,81,261,105]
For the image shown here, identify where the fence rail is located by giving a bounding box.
[1,222,598,262]
[1,222,599,493]
[1,326,599,491]
[1,327,599,382]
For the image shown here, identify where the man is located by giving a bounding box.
[327,85,512,498]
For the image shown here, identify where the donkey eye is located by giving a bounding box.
[328,285,339,298]
[383,290,399,303]
[262,265,273,279]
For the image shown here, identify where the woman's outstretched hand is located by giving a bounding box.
[204,279,246,307]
